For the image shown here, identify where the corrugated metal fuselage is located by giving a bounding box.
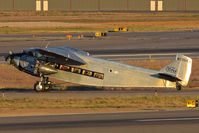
[49,54,176,88]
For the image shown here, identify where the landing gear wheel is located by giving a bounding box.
[176,84,182,91]
[43,81,52,92]
[34,77,53,92]
[34,81,44,92]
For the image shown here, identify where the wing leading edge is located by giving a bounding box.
[24,46,87,65]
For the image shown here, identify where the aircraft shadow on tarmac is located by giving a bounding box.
[0,86,106,93]
[0,88,35,93]
[0,86,155,93]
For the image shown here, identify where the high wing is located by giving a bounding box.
[23,46,87,65]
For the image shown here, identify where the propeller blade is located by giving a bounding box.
[9,51,13,55]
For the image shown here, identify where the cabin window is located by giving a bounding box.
[95,73,104,79]
[74,68,81,74]
[93,72,97,77]
[58,65,104,80]
[82,70,86,75]
[60,65,70,71]
[85,70,93,76]
[70,67,74,72]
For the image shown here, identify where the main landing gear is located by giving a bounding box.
[34,76,52,92]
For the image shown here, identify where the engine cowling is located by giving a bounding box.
[35,63,58,75]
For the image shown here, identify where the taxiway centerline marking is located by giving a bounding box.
[138,117,199,122]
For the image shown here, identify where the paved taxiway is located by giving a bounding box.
[1,30,199,62]
[1,110,199,133]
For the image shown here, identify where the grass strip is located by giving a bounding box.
[1,12,199,34]
[0,26,109,34]
[0,96,196,110]
[0,24,199,34]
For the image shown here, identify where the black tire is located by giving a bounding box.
[34,81,45,92]
[43,84,52,92]
[176,84,182,91]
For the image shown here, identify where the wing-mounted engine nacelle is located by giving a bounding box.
[34,62,58,75]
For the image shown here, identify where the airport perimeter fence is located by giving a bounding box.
[0,0,199,12]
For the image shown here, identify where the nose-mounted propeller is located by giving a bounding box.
[5,51,14,64]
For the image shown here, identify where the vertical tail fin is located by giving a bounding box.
[159,54,192,86]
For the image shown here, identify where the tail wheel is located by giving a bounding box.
[176,84,182,91]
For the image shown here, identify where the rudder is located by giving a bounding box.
[159,54,192,87]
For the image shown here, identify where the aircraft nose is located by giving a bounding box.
[5,51,13,64]
[5,52,20,66]
[5,54,13,65]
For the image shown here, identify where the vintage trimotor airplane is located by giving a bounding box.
[5,46,192,92]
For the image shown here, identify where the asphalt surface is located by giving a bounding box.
[1,30,199,62]
[1,110,199,133]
